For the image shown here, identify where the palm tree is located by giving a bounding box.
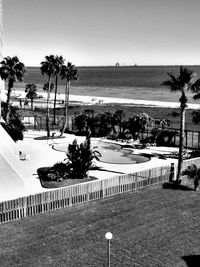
[127,113,153,140]
[0,56,26,122]
[53,55,65,124]
[67,136,101,178]
[25,83,37,110]
[60,62,78,136]
[40,55,56,138]
[162,66,200,182]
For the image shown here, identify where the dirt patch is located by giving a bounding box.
[40,176,98,188]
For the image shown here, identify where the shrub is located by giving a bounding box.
[153,129,178,146]
[51,161,71,180]
[182,164,200,180]
[67,136,101,179]
[37,167,56,181]
[37,162,71,181]
[1,102,25,141]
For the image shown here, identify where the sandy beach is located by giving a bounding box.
[12,90,200,109]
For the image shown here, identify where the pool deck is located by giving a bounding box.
[1,130,178,202]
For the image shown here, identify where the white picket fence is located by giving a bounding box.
[0,165,172,224]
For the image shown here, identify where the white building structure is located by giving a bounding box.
[0,0,27,200]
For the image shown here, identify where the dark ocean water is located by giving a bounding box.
[15,65,200,104]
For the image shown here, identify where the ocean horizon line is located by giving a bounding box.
[26,64,200,68]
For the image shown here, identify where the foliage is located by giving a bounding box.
[43,82,54,92]
[74,113,88,134]
[150,128,178,146]
[25,83,37,110]
[40,55,57,138]
[74,111,118,137]
[0,56,26,122]
[192,110,200,124]
[53,55,65,123]
[51,161,71,180]
[182,164,200,180]
[127,112,154,139]
[74,111,155,140]
[66,137,101,178]
[1,102,25,141]
[60,62,78,136]
[162,66,200,181]
[171,111,179,118]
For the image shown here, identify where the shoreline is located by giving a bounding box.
[12,90,200,110]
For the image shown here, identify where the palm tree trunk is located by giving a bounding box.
[53,75,58,124]
[31,98,33,110]
[46,76,51,138]
[5,85,12,123]
[176,95,187,182]
[60,81,69,136]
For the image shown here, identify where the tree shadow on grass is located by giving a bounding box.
[162,182,194,191]
[182,255,200,267]
[90,166,124,174]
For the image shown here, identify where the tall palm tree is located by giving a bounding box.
[162,66,200,182]
[53,55,65,124]
[40,55,56,138]
[25,83,37,110]
[60,62,78,136]
[0,56,26,122]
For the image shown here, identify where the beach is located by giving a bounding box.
[12,89,200,110]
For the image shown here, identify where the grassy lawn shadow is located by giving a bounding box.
[162,181,194,191]
[182,255,200,267]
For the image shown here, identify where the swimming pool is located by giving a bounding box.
[53,141,151,164]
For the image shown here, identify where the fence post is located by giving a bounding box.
[169,163,175,182]
[148,169,151,186]
[160,167,163,183]
[135,173,137,191]
[100,180,104,199]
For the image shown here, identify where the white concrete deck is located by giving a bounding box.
[1,130,178,202]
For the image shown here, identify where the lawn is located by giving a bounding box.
[0,185,200,266]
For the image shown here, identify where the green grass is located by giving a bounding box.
[0,185,200,266]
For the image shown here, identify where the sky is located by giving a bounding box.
[3,0,200,67]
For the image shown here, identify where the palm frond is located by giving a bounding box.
[193,93,200,100]
[191,79,200,93]
[162,66,195,93]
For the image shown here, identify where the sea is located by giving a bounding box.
[14,65,200,104]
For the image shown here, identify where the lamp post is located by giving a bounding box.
[105,232,113,267]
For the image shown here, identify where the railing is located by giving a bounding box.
[142,127,200,149]
[22,115,74,131]
[23,114,200,149]
[0,165,171,224]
